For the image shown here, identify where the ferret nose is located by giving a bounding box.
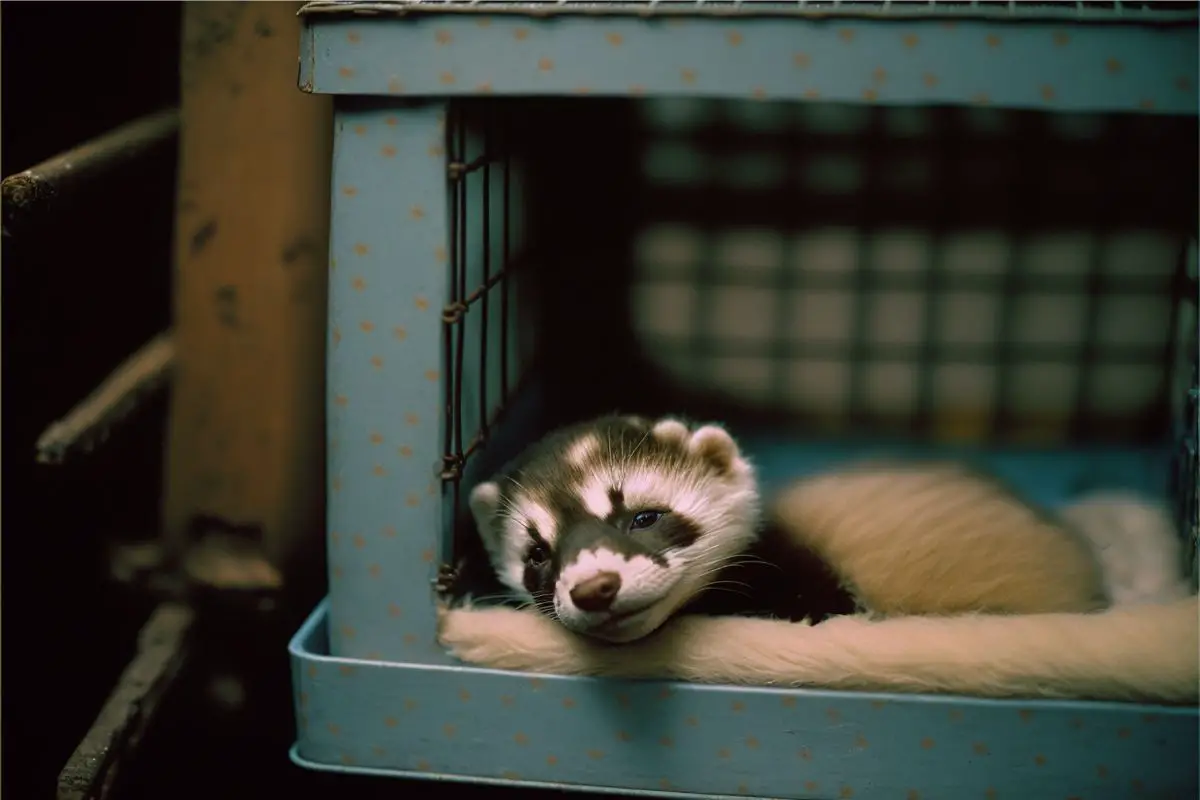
[570,572,622,612]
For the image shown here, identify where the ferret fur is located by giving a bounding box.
[451,414,1197,701]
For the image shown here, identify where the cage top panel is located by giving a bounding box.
[299,1,1199,24]
[299,3,1197,115]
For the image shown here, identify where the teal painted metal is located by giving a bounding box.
[291,599,1200,799]
[297,3,1200,797]
[299,2,1197,115]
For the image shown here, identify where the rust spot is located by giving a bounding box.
[586,749,605,760]
[538,57,554,72]
[529,678,544,690]
[985,34,1001,48]
[339,754,354,766]
[1105,57,1124,74]
[352,276,367,291]
[438,71,456,85]
[342,186,358,197]
[907,791,920,800]
[902,33,919,48]
[798,747,812,761]
[1018,709,1033,722]
[1034,754,1047,766]
[403,633,418,645]
[338,663,355,676]
[606,32,623,46]
[514,731,529,745]
[803,88,821,99]
[1118,727,1132,739]
[371,745,386,756]
[435,30,453,45]
[501,695,516,707]
[872,67,887,84]
[837,28,855,43]
[443,723,456,738]
[346,31,360,43]
[1097,765,1109,778]
[793,52,811,68]
[745,736,759,749]
[718,748,731,759]
[826,708,841,723]
[399,445,414,458]
[416,760,430,771]
[385,116,399,126]
[338,66,356,79]
[410,205,426,220]
[920,737,935,749]
[367,563,381,578]
[855,734,869,749]
[922,73,939,88]
[862,88,879,101]
[372,464,387,477]
[731,701,745,712]
[404,698,418,710]
[476,82,494,94]
[629,84,646,95]
[421,548,434,563]
[751,87,767,100]
[545,755,557,766]
[360,320,375,333]
[660,780,672,791]
[972,742,990,756]
[500,770,521,781]
[392,326,408,341]
[190,219,218,255]
[352,534,366,548]
[805,782,819,793]
[681,68,697,84]
[727,31,743,46]
[513,27,529,40]
[387,77,405,93]
[383,526,397,538]
[428,144,445,157]
[839,787,854,799]
[370,355,383,369]
[1138,99,1156,110]
[388,603,402,617]
[562,697,576,709]
[659,736,674,748]
[1053,31,1070,46]
[353,242,369,256]
[406,493,421,508]
[1176,76,1194,92]
[353,124,367,136]
[971,92,991,105]
[381,144,397,158]
[415,296,430,311]
[782,697,797,708]
[424,369,440,382]
[405,412,419,425]
[1040,85,1057,101]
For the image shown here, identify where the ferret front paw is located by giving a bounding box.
[433,562,461,598]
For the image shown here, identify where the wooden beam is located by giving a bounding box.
[162,3,332,575]
[56,603,195,800]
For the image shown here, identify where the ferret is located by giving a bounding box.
[465,413,1188,644]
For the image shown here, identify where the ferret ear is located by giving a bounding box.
[688,425,741,474]
[650,417,691,445]
[468,481,503,550]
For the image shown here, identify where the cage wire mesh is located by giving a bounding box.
[439,100,536,568]
[437,97,1199,584]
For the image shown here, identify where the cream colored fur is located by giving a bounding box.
[438,595,1200,703]
[772,462,1109,616]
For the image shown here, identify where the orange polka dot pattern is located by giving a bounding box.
[305,12,1194,116]
[292,619,1198,797]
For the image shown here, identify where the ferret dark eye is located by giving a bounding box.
[630,510,665,531]
[526,543,550,566]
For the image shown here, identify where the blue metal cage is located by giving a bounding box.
[291,3,1199,797]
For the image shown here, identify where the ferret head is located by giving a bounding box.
[468,414,760,643]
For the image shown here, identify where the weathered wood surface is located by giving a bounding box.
[162,2,333,576]
[56,603,195,800]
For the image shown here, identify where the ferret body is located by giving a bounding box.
[466,413,1186,644]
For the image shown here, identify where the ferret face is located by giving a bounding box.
[468,415,760,643]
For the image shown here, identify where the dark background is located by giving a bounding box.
[0,4,623,799]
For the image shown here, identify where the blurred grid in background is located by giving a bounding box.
[629,98,1198,444]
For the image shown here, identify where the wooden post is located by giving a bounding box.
[163,3,331,580]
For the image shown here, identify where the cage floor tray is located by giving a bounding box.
[290,599,1199,799]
